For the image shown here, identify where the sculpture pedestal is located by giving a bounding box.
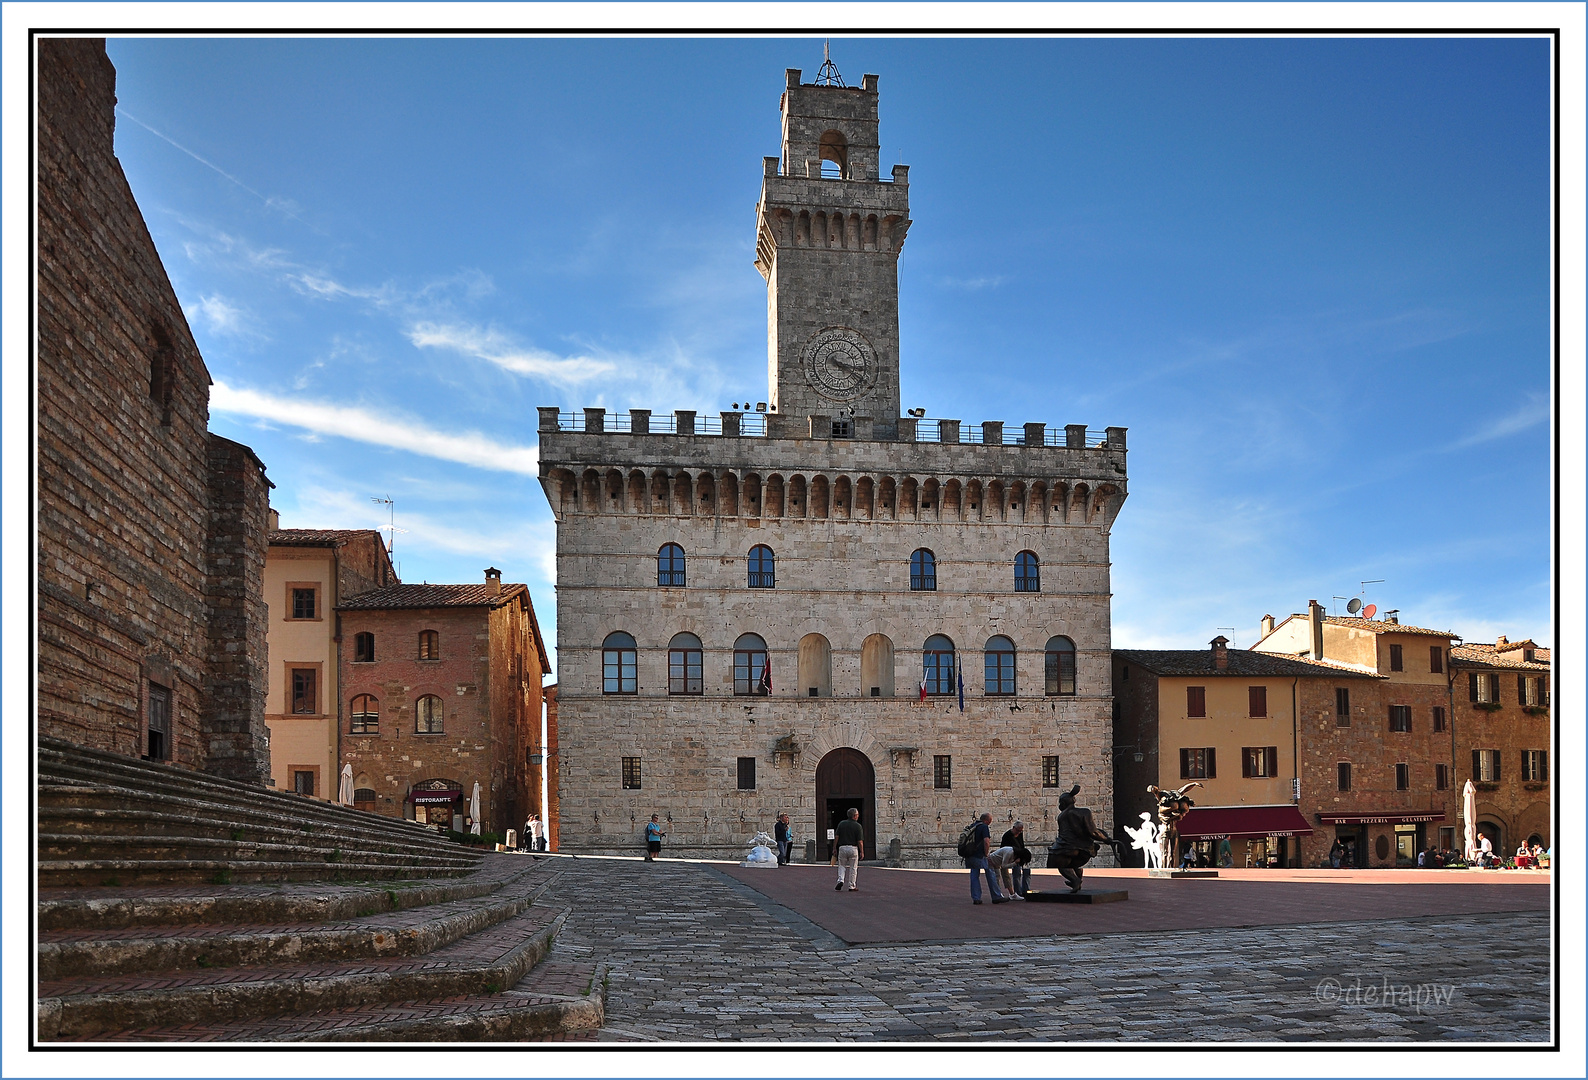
[1148,869,1219,879]
[1023,889,1128,904]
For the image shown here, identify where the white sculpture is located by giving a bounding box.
[740,830,779,868]
[1123,812,1162,869]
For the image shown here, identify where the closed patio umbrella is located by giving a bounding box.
[338,764,354,806]
[470,781,482,834]
[1462,780,1478,862]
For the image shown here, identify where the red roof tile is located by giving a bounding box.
[1450,642,1552,671]
[337,582,529,611]
[1116,649,1381,679]
[1322,615,1456,638]
[269,529,384,548]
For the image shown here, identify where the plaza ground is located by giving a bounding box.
[535,853,1550,1042]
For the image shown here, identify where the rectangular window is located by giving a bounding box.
[604,648,638,695]
[1180,747,1216,780]
[291,668,317,715]
[1473,749,1500,783]
[621,757,642,790]
[1335,687,1350,725]
[1186,686,1206,718]
[1470,672,1500,704]
[1429,646,1444,673]
[1389,705,1411,732]
[1044,649,1075,696]
[1337,762,1352,792]
[1241,746,1278,778]
[1395,763,1409,790]
[146,682,172,761]
[737,756,756,790]
[1042,756,1061,788]
[291,587,317,620]
[1521,750,1548,783]
[934,755,952,790]
[668,648,703,695]
[1432,705,1446,732]
[1436,763,1450,790]
[985,650,1015,695]
[1388,643,1403,671]
[294,769,316,796]
[1248,686,1268,718]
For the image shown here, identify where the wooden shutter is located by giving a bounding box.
[1180,748,1190,779]
[1472,749,1480,780]
[1242,750,1253,778]
[1492,752,1500,783]
[1187,686,1205,717]
[1249,686,1266,717]
[1517,675,1526,706]
[1468,672,1479,701]
[1206,747,1216,779]
[1266,747,1279,777]
[1541,752,1548,783]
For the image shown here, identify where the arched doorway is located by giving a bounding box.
[815,748,876,861]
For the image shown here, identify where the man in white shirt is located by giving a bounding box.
[986,845,1028,900]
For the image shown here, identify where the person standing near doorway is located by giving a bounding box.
[644,814,666,861]
[775,813,793,866]
[834,808,863,891]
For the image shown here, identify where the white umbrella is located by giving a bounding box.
[1462,779,1478,862]
[469,782,482,834]
[338,764,354,806]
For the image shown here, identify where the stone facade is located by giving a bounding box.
[336,574,550,836]
[1449,637,1552,853]
[36,38,270,781]
[539,64,1127,866]
[1255,606,1460,866]
[263,526,396,797]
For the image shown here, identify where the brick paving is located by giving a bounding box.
[539,856,1553,1042]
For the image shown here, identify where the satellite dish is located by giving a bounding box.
[1363,604,1377,620]
[1347,598,1362,615]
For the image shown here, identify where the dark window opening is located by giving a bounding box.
[146,682,172,761]
[933,755,952,789]
[1180,747,1216,779]
[603,632,638,695]
[418,630,439,660]
[353,632,375,663]
[1042,756,1061,788]
[1337,762,1352,791]
[1335,687,1350,725]
[1435,764,1450,790]
[291,668,317,715]
[668,633,702,695]
[657,543,686,587]
[1388,643,1403,672]
[415,694,444,734]
[923,635,956,695]
[748,544,775,589]
[1015,551,1041,592]
[734,633,769,696]
[1044,637,1076,696]
[1389,705,1412,732]
[1429,646,1444,673]
[910,549,936,591]
[1395,763,1409,790]
[1432,706,1446,732]
[737,756,756,790]
[294,770,316,796]
[292,588,317,620]
[622,757,642,790]
[1242,746,1278,778]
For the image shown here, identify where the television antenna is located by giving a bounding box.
[370,496,407,563]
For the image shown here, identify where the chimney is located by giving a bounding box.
[1384,610,1399,625]
[1211,636,1230,671]
[1496,634,1508,646]
[485,567,502,596]
[1260,614,1275,638]
[1308,600,1325,661]
[267,508,280,531]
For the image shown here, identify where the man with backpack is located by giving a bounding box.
[960,812,1008,904]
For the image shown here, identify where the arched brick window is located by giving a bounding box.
[414,694,444,734]
[350,694,379,734]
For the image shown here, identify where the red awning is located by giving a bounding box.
[1177,805,1315,839]
[408,789,462,804]
[1317,811,1446,826]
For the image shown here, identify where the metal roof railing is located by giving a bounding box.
[552,411,1113,448]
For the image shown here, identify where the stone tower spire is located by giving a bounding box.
[754,65,910,431]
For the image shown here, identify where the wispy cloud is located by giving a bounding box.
[406,321,616,384]
[1450,392,1549,449]
[210,382,538,475]
[186,294,251,337]
[938,274,1007,291]
[117,108,309,227]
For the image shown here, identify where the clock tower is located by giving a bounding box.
[755,65,910,431]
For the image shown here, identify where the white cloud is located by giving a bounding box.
[406,321,615,384]
[187,294,249,336]
[210,381,539,476]
[939,274,1007,291]
[1451,392,1549,449]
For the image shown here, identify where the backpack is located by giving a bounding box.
[956,823,981,859]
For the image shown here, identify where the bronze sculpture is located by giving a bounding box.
[1148,782,1202,870]
[1045,784,1118,892]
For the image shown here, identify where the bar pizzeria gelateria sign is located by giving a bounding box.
[1318,813,1445,825]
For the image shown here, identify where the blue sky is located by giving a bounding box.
[102,36,1554,667]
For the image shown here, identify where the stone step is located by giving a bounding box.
[38,873,556,979]
[37,857,478,888]
[48,961,604,1043]
[39,905,567,1039]
[37,852,545,931]
[37,831,480,871]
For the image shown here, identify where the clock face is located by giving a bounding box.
[803,327,876,401]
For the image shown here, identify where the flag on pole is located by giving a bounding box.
[918,677,927,702]
[957,669,965,712]
[758,657,772,696]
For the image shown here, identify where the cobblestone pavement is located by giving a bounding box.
[540,858,1552,1043]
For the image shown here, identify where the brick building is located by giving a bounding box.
[37,38,271,781]
[538,65,1127,864]
[336,571,549,836]
[264,524,396,798]
[1112,638,1380,868]
[1254,604,1459,866]
[1449,636,1552,854]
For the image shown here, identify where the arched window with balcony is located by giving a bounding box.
[734,633,770,696]
[602,632,638,694]
[910,549,936,591]
[984,636,1016,695]
[657,543,686,587]
[1015,551,1041,592]
[668,632,703,695]
[353,632,375,663]
[748,545,776,588]
[349,694,379,734]
[1045,636,1077,696]
[414,694,444,734]
[417,630,439,660]
[923,634,956,696]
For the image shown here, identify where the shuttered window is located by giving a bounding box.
[1179,747,1215,779]
[1389,705,1411,732]
[1335,687,1350,725]
[1248,686,1267,718]
[1186,686,1206,718]
[1241,746,1278,778]
[1429,646,1443,673]
[1432,706,1446,732]
[1388,644,1403,671]
[737,757,756,790]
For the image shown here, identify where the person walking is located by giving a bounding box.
[967,812,1007,904]
[834,808,864,891]
[644,814,666,861]
[1000,821,1032,896]
[774,813,793,867]
[525,814,542,855]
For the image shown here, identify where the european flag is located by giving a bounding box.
[957,669,964,712]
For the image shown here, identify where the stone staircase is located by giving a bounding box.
[37,737,481,886]
[35,740,602,1041]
